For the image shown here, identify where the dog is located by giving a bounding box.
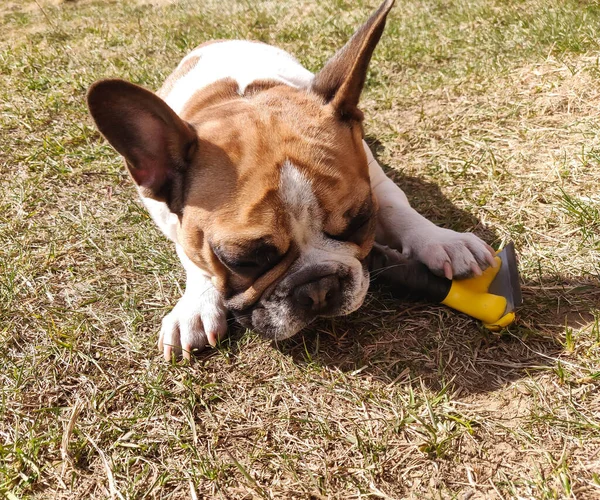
[87,0,496,360]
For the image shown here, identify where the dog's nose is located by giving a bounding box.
[292,275,341,314]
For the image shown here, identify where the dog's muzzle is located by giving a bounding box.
[229,259,370,340]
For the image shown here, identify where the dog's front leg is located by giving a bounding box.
[366,143,496,279]
[158,245,228,361]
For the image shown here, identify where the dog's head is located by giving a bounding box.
[87,0,394,340]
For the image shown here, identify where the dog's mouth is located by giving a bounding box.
[229,260,370,340]
[223,247,299,312]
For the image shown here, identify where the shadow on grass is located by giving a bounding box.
[366,135,499,243]
[272,284,596,395]
[202,140,597,395]
[272,263,599,392]
[268,139,598,395]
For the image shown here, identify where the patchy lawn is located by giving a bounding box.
[1,0,599,498]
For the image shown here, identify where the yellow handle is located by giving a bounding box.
[441,256,515,328]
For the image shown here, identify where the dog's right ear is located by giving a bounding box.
[87,79,197,200]
[311,0,394,122]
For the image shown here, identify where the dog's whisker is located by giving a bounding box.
[368,263,419,281]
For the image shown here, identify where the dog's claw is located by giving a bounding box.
[164,344,173,362]
[486,246,498,267]
[443,262,453,280]
[206,331,218,348]
[182,343,192,362]
[471,263,483,276]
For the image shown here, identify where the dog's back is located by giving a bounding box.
[158,41,314,115]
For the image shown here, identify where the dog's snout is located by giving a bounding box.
[292,274,341,314]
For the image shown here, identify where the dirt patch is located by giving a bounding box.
[135,0,177,5]
[0,1,40,15]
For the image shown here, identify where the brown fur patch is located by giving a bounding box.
[243,79,284,97]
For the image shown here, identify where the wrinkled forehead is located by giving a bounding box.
[198,158,373,243]
[185,85,373,230]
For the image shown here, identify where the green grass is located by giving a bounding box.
[1,0,600,498]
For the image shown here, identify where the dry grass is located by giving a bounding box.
[1,0,599,498]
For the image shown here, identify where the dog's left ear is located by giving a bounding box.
[87,79,197,202]
[311,0,394,121]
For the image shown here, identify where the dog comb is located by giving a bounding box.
[368,242,523,330]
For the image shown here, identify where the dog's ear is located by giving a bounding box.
[311,0,394,121]
[87,79,197,200]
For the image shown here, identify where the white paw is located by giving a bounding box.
[158,286,228,361]
[403,226,496,280]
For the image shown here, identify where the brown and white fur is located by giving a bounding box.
[87,0,495,361]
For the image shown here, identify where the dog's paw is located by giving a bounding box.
[158,287,228,361]
[402,226,496,280]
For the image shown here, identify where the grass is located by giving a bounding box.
[1,0,600,498]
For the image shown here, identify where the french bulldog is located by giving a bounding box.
[87,0,495,360]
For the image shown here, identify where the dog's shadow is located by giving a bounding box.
[263,138,592,395]
[270,286,589,395]
[213,140,593,395]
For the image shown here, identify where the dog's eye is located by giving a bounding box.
[214,243,283,275]
[326,213,372,243]
[223,258,261,271]
[325,232,346,242]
